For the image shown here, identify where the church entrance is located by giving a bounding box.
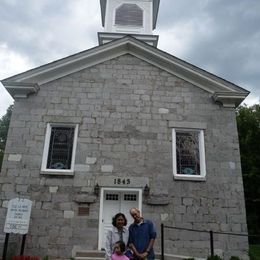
[98,187,142,250]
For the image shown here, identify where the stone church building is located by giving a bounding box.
[0,0,249,259]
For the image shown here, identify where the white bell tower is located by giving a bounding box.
[98,0,160,47]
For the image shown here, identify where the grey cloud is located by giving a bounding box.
[158,0,206,27]
[0,0,259,104]
[0,0,100,67]
[157,0,260,99]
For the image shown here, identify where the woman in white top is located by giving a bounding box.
[105,213,129,260]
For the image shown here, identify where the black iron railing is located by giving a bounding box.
[160,223,260,260]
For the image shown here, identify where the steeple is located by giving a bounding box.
[98,0,160,47]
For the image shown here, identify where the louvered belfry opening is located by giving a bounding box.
[98,0,159,46]
[115,3,143,27]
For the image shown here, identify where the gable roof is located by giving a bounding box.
[1,36,249,107]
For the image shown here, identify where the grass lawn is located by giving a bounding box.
[249,244,260,259]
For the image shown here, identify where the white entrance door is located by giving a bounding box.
[99,188,141,250]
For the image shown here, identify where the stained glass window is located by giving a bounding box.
[176,131,200,175]
[172,128,206,180]
[47,127,75,170]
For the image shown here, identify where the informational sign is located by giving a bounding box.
[4,198,32,234]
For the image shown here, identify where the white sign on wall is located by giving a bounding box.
[4,198,32,234]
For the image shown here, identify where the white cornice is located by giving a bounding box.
[2,41,130,85]
[2,82,39,98]
[1,36,249,106]
[98,32,159,47]
[213,92,249,108]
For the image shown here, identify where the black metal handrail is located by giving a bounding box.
[160,223,260,260]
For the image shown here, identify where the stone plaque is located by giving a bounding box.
[4,198,32,234]
[97,176,149,187]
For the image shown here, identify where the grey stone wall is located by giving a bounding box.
[0,54,248,259]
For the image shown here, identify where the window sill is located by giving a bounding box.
[173,175,206,182]
[40,170,74,176]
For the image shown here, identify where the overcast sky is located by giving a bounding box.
[1,0,260,117]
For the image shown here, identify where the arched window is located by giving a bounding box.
[115,4,143,27]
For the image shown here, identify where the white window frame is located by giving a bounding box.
[41,123,78,175]
[172,128,206,181]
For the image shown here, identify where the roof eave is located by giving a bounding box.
[1,81,39,99]
[213,91,250,108]
[1,37,250,106]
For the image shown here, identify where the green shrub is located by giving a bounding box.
[249,251,257,260]
[249,244,260,260]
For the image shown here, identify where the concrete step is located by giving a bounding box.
[73,250,199,260]
[75,256,104,259]
[74,256,105,260]
[75,250,105,259]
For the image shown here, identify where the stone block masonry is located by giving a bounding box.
[0,54,248,259]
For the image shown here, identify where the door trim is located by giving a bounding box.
[98,187,143,250]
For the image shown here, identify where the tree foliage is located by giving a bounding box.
[236,103,260,241]
[0,104,13,169]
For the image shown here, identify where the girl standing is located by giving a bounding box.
[111,241,129,260]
